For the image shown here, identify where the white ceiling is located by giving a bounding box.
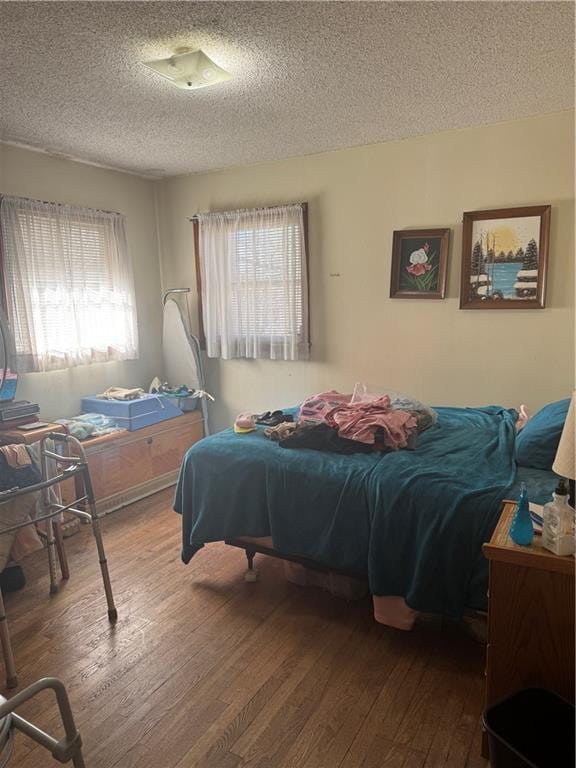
[0,1,573,178]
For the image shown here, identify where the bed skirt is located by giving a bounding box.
[231,536,419,631]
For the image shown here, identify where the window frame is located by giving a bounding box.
[0,194,138,372]
[193,202,310,352]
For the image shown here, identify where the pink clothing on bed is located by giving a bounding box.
[299,391,352,424]
[325,395,417,447]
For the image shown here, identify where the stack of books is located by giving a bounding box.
[0,400,40,429]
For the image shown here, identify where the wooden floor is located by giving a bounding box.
[3,488,488,768]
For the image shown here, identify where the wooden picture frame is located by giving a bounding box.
[390,228,450,300]
[460,205,551,310]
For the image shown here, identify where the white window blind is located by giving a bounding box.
[196,204,310,360]
[0,195,139,372]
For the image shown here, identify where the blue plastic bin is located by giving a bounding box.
[80,394,182,431]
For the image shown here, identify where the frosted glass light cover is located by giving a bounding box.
[143,49,233,90]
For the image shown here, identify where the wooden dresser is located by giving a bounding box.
[482,500,575,755]
[62,411,204,515]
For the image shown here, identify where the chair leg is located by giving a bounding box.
[45,517,59,595]
[54,521,70,581]
[0,589,18,688]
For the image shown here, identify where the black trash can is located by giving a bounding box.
[483,688,575,768]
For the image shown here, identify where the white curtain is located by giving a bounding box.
[0,195,139,372]
[197,204,310,360]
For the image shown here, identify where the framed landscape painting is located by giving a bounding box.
[390,228,450,299]
[460,205,551,309]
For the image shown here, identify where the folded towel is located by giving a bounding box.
[97,387,145,401]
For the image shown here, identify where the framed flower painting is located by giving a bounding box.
[460,205,550,309]
[390,228,450,299]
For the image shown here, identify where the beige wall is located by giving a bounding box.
[0,143,163,420]
[157,110,575,432]
[1,113,573,429]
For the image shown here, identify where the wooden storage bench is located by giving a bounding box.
[63,411,204,515]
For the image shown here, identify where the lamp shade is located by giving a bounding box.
[143,49,232,90]
[552,391,576,480]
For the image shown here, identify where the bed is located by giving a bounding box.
[174,404,557,627]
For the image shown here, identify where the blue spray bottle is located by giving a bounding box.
[509,483,534,547]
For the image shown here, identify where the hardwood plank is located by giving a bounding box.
[176,597,357,767]
[417,625,485,768]
[282,623,394,768]
[0,488,487,768]
[339,627,432,767]
[229,607,364,767]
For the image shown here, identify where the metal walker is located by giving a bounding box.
[0,677,85,766]
[0,432,117,689]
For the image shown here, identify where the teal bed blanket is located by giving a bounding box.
[174,405,520,617]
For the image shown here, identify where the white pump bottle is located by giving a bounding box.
[541,479,575,557]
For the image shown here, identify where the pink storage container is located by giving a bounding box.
[283,561,368,600]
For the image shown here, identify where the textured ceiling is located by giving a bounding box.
[0,1,574,177]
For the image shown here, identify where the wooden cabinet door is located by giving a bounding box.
[487,560,575,706]
[88,439,152,501]
[145,419,203,476]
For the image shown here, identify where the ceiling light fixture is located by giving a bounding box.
[143,49,233,90]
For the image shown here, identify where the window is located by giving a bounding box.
[0,195,139,372]
[194,203,310,360]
